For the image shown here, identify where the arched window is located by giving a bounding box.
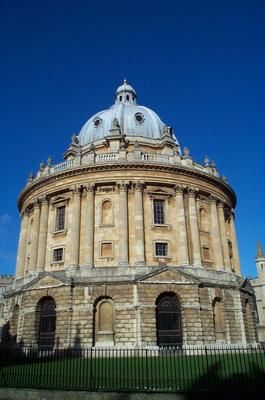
[212,297,225,341]
[156,293,182,347]
[101,200,113,225]
[199,208,209,231]
[126,95,129,101]
[94,297,115,346]
[36,297,56,349]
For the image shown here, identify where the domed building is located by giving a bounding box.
[3,81,257,348]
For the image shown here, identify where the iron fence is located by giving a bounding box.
[0,345,265,393]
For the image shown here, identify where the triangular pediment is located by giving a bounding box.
[148,188,173,197]
[22,272,69,291]
[240,278,255,295]
[137,267,199,284]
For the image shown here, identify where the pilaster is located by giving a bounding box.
[134,181,145,265]
[174,185,189,265]
[117,181,129,266]
[187,187,202,266]
[36,196,49,271]
[28,200,41,272]
[210,196,224,269]
[15,208,30,278]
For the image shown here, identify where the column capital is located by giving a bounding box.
[21,207,30,218]
[117,181,129,192]
[209,195,219,204]
[187,186,199,198]
[84,183,95,194]
[217,201,225,209]
[33,199,41,209]
[70,185,82,196]
[174,184,185,195]
[133,181,144,192]
[40,194,49,205]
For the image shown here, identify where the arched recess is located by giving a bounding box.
[212,297,225,341]
[93,297,115,346]
[36,297,56,349]
[156,292,182,347]
[101,199,113,225]
[245,299,253,343]
[11,304,20,341]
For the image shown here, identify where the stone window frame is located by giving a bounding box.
[99,240,114,259]
[202,245,212,262]
[149,192,172,230]
[153,240,172,260]
[51,196,70,236]
[51,245,65,266]
[99,198,115,227]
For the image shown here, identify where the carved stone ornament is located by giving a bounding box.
[117,181,129,192]
[174,184,185,194]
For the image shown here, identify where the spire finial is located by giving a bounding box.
[124,78,127,84]
[257,241,265,258]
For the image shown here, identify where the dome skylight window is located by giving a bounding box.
[135,112,145,124]
[93,117,102,128]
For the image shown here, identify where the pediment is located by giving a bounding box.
[23,272,69,291]
[51,195,70,205]
[240,278,255,295]
[137,267,199,285]
[148,188,173,197]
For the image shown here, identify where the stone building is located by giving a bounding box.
[0,275,14,342]
[3,80,257,348]
[250,242,265,342]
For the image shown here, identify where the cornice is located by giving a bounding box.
[17,161,236,210]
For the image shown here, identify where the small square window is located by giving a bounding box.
[155,242,168,257]
[153,200,165,224]
[100,242,113,258]
[53,248,64,262]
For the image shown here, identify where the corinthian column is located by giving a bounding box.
[218,202,230,269]
[174,185,189,265]
[210,196,224,268]
[118,181,129,266]
[134,182,145,265]
[15,209,30,278]
[187,188,202,266]
[83,183,95,266]
[29,200,41,272]
[229,211,241,274]
[69,186,81,266]
[36,196,49,271]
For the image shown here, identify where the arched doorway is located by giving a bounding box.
[93,297,115,346]
[156,293,182,347]
[37,297,56,349]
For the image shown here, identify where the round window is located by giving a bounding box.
[134,113,144,124]
[93,117,102,127]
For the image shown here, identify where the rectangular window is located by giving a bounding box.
[202,246,210,260]
[55,206,65,231]
[153,200,165,224]
[53,248,64,262]
[155,242,168,257]
[101,242,113,258]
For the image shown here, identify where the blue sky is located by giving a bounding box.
[0,0,264,277]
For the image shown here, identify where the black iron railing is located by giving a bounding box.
[0,346,265,393]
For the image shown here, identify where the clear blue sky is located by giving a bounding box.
[0,0,264,277]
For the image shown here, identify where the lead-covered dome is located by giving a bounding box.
[78,80,177,146]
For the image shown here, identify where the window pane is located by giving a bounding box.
[155,242,167,256]
[53,248,63,262]
[56,206,65,231]
[154,200,165,224]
